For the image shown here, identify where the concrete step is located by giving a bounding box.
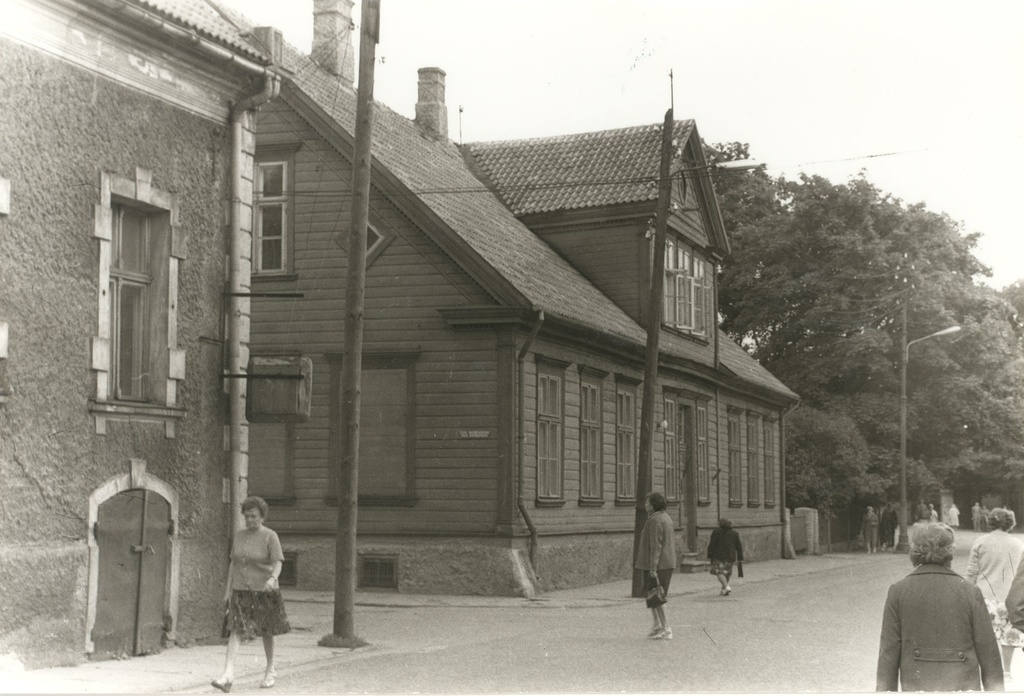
[679,552,710,574]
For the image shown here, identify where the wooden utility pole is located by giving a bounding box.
[631,108,675,597]
[332,0,380,639]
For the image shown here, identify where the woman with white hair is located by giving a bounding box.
[877,523,1002,691]
[966,507,1024,682]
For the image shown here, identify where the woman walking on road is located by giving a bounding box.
[966,507,1024,683]
[708,518,743,596]
[212,496,291,692]
[635,491,676,640]
[876,523,1003,691]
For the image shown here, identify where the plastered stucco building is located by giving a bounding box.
[0,0,281,668]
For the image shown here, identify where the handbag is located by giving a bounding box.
[645,576,666,608]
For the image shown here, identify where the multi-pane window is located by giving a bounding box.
[747,414,760,504]
[764,421,777,505]
[664,238,713,336]
[728,411,743,504]
[580,379,603,500]
[696,405,709,502]
[664,400,679,499]
[537,371,563,499]
[616,387,636,499]
[256,162,288,273]
[109,206,152,401]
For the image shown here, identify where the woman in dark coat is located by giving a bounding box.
[876,523,1003,692]
[707,518,743,596]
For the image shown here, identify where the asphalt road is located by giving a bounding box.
[270,544,960,693]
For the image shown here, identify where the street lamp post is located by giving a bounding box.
[895,306,961,553]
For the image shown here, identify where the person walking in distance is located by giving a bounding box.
[212,496,290,692]
[974,502,984,532]
[708,518,743,596]
[863,506,880,554]
[635,491,677,640]
[966,507,1024,684]
[948,503,961,529]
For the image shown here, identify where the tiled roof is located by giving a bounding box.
[465,121,694,216]
[202,2,795,401]
[257,36,648,345]
[132,0,270,62]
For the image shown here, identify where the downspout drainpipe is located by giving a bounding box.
[227,75,280,541]
[517,310,545,579]
[714,386,722,523]
[780,401,800,559]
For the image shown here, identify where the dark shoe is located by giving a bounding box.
[212,679,232,693]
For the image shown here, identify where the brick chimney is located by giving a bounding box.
[312,0,355,86]
[251,26,283,64]
[415,67,448,141]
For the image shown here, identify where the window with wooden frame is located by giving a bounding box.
[109,206,153,401]
[616,385,637,500]
[747,413,761,505]
[536,368,564,501]
[696,405,710,502]
[255,161,289,275]
[664,238,713,336]
[247,422,294,504]
[91,169,185,437]
[764,419,777,505]
[579,376,603,502]
[663,399,680,500]
[728,410,743,505]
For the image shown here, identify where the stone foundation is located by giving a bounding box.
[0,544,89,669]
[281,527,784,597]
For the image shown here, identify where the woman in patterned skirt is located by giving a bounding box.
[707,518,743,596]
[212,496,290,692]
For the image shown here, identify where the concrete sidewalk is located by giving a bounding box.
[0,551,889,694]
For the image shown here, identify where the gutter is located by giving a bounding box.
[101,0,272,75]
[517,310,545,580]
[226,74,281,539]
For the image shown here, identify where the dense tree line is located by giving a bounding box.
[707,142,1024,512]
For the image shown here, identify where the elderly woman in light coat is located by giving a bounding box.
[966,507,1024,681]
[877,523,1003,692]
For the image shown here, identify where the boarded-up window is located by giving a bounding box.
[248,423,291,500]
[360,368,410,497]
[330,354,416,505]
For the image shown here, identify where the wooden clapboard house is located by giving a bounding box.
[228,0,799,595]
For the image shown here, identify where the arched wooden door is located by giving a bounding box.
[92,489,170,659]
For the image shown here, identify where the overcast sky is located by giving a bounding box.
[221,0,1023,290]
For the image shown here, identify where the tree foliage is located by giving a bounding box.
[707,142,1024,508]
